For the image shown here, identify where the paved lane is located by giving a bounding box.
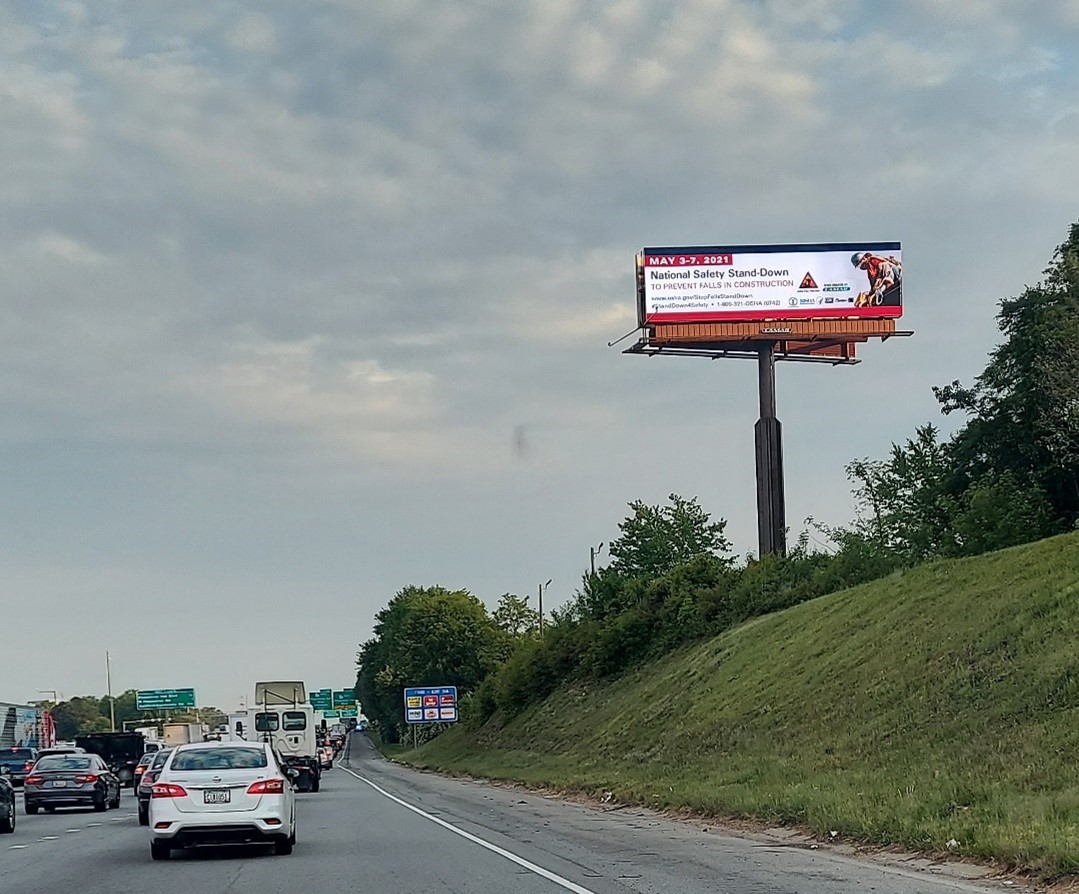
[0,738,1030,894]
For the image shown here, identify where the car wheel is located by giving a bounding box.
[273,836,293,856]
[25,803,39,816]
[109,789,121,810]
[310,774,320,793]
[0,799,15,833]
[93,795,107,812]
[150,839,171,861]
[138,803,149,826]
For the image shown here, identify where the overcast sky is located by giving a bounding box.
[3,0,1078,711]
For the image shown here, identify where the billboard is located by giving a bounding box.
[403,686,458,724]
[637,242,902,325]
[0,704,44,748]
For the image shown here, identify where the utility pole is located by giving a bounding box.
[538,579,552,637]
[590,543,604,576]
[106,651,116,732]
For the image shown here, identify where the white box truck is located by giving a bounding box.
[162,723,204,746]
[248,681,320,792]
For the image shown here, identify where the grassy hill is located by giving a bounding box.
[403,532,1079,878]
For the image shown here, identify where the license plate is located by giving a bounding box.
[52,780,67,788]
[204,789,230,804]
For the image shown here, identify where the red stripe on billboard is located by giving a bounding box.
[646,307,903,324]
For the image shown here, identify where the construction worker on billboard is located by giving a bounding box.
[851,251,902,307]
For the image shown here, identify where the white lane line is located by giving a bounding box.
[336,763,599,894]
[38,836,58,841]
[66,829,81,833]
[87,823,103,827]
[9,845,29,849]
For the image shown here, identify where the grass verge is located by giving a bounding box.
[399,532,1079,880]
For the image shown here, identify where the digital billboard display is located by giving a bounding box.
[637,242,902,325]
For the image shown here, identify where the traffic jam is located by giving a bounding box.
[0,683,358,860]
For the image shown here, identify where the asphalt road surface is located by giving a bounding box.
[0,735,1028,894]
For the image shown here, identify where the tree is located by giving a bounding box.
[51,697,106,740]
[935,222,1079,530]
[492,593,540,637]
[356,585,505,741]
[607,494,732,580]
[845,425,959,561]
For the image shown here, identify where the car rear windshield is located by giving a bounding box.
[0,749,33,762]
[151,751,171,769]
[171,748,267,770]
[36,756,92,771]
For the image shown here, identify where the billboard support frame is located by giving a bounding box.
[625,321,912,558]
[755,344,785,557]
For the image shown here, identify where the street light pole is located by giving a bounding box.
[590,542,604,576]
[538,579,552,637]
[106,651,116,732]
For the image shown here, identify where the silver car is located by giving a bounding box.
[148,741,296,860]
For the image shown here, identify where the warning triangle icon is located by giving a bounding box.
[799,272,818,289]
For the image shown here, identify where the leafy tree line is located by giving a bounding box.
[842,222,1079,560]
[355,222,1079,737]
[47,691,227,740]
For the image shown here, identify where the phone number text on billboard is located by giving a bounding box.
[637,242,902,325]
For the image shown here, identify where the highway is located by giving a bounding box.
[1,735,1020,894]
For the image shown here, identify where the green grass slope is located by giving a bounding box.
[411,532,1079,877]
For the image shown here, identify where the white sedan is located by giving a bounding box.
[148,740,296,861]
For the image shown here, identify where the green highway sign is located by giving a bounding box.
[137,688,196,711]
[310,688,332,710]
[339,708,358,718]
[320,710,340,719]
[332,689,356,708]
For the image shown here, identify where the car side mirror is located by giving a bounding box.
[285,768,300,779]
[0,765,10,776]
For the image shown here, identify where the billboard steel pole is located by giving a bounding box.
[755,343,786,557]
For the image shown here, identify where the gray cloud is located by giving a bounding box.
[2,0,1078,705]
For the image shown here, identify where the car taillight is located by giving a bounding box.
[135,766,145,775]
[24,762,33,772]
[24,775,44,786]
[142,772,158,785]
[151,783,188,799]
[74,774,99,783]
[247,778,285,795]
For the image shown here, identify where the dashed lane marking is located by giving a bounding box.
[9,845,29,850]
[336,762,599,894]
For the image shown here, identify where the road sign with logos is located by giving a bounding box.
[310,689,332,710]
[403,686,458,724]
[136,688,196,711]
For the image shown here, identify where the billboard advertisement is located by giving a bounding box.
[0,703,44,748]
[637,242,902,325]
